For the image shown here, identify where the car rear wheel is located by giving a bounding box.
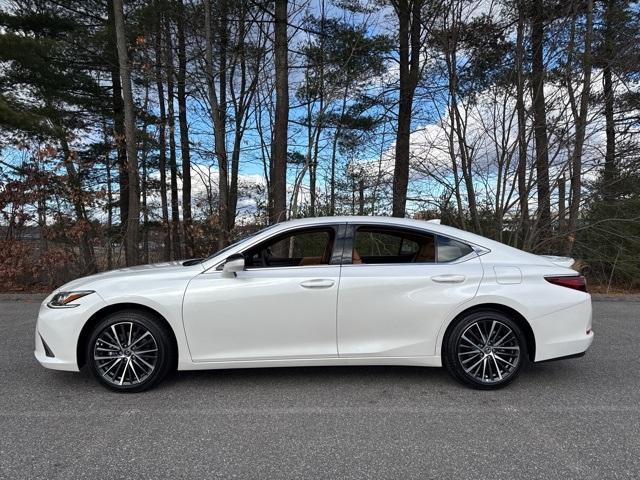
[86,310,174,392]
[443,310,527,389]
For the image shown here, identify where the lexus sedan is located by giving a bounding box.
[35,216,593,392]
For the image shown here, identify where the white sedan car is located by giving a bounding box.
[35,216,593,392]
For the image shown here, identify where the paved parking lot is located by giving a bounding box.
[1,297,639,479]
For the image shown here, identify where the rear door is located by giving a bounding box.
[337,224,483,358]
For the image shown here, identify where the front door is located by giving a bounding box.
[183,226,341,362]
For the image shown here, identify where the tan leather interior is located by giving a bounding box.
[352,249,363,264]
[299,256,323,266]
[414,238,436,262]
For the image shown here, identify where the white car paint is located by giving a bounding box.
[35,216,593,377]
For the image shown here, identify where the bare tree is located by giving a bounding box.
[113,0,140,265]
[269,0,289,224]
[565,0,594,254]
[391,0,423,218]
[176,0,193,257]
[154,0,171,260]
[530,0,552,251]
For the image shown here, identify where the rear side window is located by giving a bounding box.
[437,235,474,262]
[353,227,435,264]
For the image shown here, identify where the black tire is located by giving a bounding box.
[442,309,527,390]
[86,309,175,393]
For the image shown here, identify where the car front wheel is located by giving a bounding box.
[86,310,174,392]
[443,310,527,389]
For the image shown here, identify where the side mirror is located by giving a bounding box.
[222,253,245,276]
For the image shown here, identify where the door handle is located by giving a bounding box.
[431,274,466,284]
[300,279,335,289]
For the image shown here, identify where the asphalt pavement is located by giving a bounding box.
[1,297,639,479]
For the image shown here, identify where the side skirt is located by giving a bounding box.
[535,351,586,363]
[177,355,442,371]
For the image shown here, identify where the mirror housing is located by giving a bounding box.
[222,253,245,276]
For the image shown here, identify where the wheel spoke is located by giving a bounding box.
[132,348,157,355]
[110,325,123,349]
[474,322,487,344]
[487,321,497,344]
[493,330,514,348]
[460,353,482,365]
[491,354,503,380]
[128,331,151,349]
[127,322,133,347]
[132,353,154,370]
[461,334,482,350]
[119,357,130,385]
[494,353,516,368]
[465,355,486,373]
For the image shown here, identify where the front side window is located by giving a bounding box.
[352,227,435,264]
[244,228,335,268]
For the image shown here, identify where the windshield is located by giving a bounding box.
[204,224,279,261]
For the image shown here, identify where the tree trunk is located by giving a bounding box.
[269,0,289,224]
[530,0,551,252]
[113,0,140,265]
[516,0,529,248]
[558,174,566,234]
[103,118,113,270]
[164,13,181,260]
[392,0,422,218]
[59,135,96,274]
[329,88,348,216]
[204,0,230,248]
[443,6,480,234]
[602,0,617,201]
[154,0,171,260]
[140,79,150,264]
[176,0,192,257]
[564,0,593,255]
[107,0,128,244]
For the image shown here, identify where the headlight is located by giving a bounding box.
[47,290,95,308]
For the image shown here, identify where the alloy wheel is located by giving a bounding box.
[93,321,159,387]
[456,319,521,384]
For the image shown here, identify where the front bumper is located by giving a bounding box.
[34,292,107,372]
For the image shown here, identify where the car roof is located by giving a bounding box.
[270,216,466,239]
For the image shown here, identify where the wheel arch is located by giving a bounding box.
[440,303,536,362]
[76,303,179,369]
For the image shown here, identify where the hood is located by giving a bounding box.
[55,260,205,292]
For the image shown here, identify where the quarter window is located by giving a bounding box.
[436,235,474,262]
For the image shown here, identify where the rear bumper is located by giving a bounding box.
[532,298,594,362]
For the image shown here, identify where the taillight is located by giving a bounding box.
[545,275,587,292]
